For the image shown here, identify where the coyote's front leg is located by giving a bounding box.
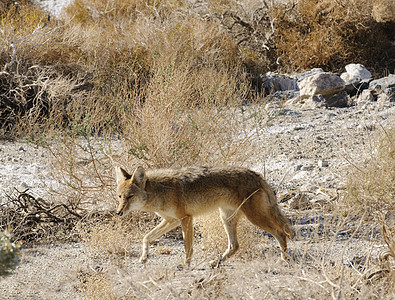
[140,218,180,263]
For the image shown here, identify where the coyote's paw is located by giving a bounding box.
[209,256,222,269]
[281,251,291,262]
[139,256,148,264]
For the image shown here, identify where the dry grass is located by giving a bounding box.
[79,272,118,300]
[79,213,395,299]
[343,127,395,294]
[372,0,395,23]
[345,128,394,216]
[79,212,158,259]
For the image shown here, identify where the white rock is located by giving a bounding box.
[299,73,345,99]
[340,64,371,81]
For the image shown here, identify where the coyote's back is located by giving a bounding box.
[115,166,293,266]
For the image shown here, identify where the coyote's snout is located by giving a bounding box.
[115,166,293,266]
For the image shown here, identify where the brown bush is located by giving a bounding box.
[271,0,394,74]
[208,0,394,76]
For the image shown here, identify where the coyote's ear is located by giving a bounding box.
[115,167,131,185]
[131,166,147,189]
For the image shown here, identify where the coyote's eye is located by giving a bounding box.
[127,195,134,200]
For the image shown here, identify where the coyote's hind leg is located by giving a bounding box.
[210,208,241,267]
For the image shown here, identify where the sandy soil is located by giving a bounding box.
[1,101,394,299]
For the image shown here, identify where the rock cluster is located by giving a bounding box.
[263,64,395,108]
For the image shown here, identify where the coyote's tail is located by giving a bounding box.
[261,178,294,239]
[271,205,294,239]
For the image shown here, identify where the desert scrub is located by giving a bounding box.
[346,128,394,216]
[271,0,394,74]
[208,0,394,76]
[344,128,395,293]
[0,230,20,276]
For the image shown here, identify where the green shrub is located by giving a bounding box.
[0,230,20,276]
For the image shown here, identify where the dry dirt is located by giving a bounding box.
[1,101,394,299]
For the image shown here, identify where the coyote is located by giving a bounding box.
[115,166,293,266]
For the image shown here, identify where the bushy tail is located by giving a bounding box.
[261,178,294,239]
[271,205,294,239]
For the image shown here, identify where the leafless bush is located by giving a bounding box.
[0,189,79,244]
[0,189,114,246]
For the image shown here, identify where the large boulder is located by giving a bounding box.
[340,64,372,82]
[299,72,345,99]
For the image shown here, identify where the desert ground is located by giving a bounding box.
[1,100,394,299]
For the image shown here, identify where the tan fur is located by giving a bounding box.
[115,166,294,266]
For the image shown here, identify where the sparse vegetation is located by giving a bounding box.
[0,0,394,298]
[346,128,394,217]
[345,127,395,290]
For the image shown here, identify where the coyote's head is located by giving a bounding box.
[115,166,147,216]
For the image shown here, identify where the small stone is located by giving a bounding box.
[318,160,329,167]
[301,165,314,171]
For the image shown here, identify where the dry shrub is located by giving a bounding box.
[346,128,394,216]
[372,0,395,23]
[80,272,117,300]
[0,3,83,67]
[208,0,394,75]
[79,213,158,259]
[0,189,83,245]
[0,3,90,134]
[25,7,263,208]
[272,0,394,74]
